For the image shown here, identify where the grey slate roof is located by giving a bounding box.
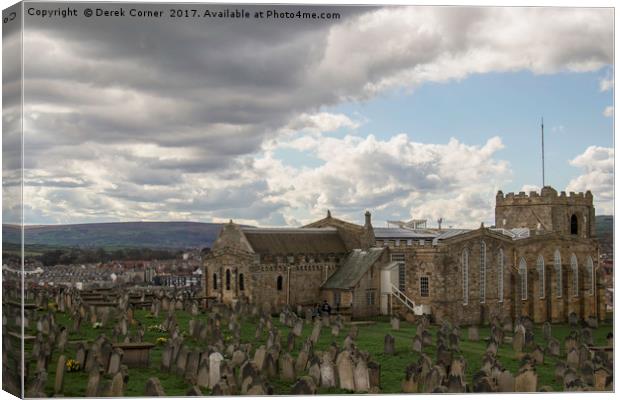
[321,248,384,290]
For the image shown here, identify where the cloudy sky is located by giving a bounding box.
[3,3,614,228]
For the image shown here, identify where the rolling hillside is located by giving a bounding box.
[2,221,226,250]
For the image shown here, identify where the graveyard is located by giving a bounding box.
[3,288,613,397]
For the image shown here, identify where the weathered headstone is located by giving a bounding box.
[145,377,166,396]
[291,376,317,394]
[468,326,480,342]
[336,351,355,391]
[54,355,66,395]
[514,369,537,392]
[353,358,370,393]
[208,352,224,389]
[391,317,400,330]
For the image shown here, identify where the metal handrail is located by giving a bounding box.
[390,283,416,312]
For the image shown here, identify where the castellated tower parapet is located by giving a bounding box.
[495,186,595,238]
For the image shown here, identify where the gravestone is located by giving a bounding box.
[514,369,537,392]
[412,336,423,353]
[547,337,560,357]
[391,317,400,330]
[292,376,317,394]
[293,320,303,337]
[319,352,336,388]
[295,350,309,374]
[54,355,66,395]
[468,326,480,342]
[353,358,370,393]
[85,368,102,397]
[336,352,355,391]
[107,348,123,375]
[208,352,224,389]
[108,372,124,397]
[196,360,209,388]
[497,370,515,393]
[254,346,267,370]
[279,353,296,381]
[566,348,579,370]
[145,377,166,396]
[513,325,525,353]
[310,322,322,344]
[543,322,552,341]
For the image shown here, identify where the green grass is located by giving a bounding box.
[23,308,612,396]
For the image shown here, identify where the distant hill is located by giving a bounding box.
[595,215,613,256]
[2,221,228,250]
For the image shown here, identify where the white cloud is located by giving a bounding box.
[256,133,510,228]
[600,77,614,92]
[566,146,614,214]
[603,106,613,117]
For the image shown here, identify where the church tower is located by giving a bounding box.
[495,186,595,238]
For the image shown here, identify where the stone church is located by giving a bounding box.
[203,186,605,325]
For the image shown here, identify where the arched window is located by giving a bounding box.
[554,250,562,298]
[462,249,469,305]
[536,255,545,299]
[239,273,245,291]
[213,273,217,290]
[570,214,578,235]
[225,269,231,290]
[479,241,486,303]
[570,254,579,297]
[519,258,527,300]
[498,249,504,303]
[277,275,283,291]
[586,256,594,296]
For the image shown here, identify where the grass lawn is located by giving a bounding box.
[24,307,612,396]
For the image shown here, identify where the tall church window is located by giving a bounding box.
[479,241,486,303]
[239,273,245,291]
[225,269,231,290]
[536,255,545,299]
[570,254,579,297]
[213,273,217,290]
[570,214,578,235]
[277,275,283,291]
[498,249,504,302]
[391,254,406,292]
[462,249,469,305]
[519,258,527,300]
[586,256,594,296]
[554,250,562,298]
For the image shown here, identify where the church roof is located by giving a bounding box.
[241,227,347,255]
[321,248,385,290]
